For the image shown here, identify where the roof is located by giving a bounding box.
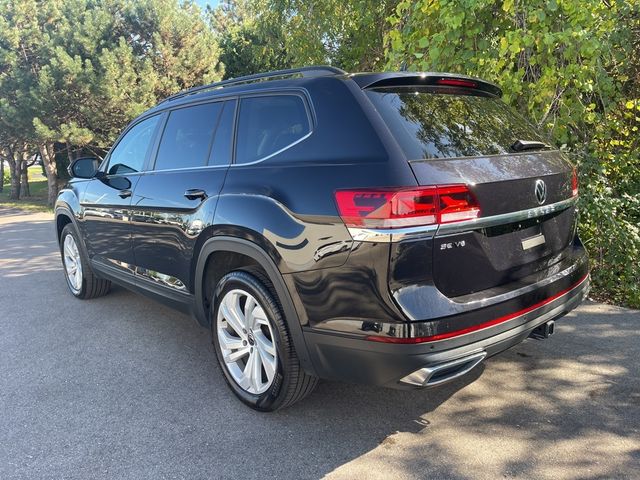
[151,66,503,113]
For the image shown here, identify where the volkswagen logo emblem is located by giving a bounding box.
[534,179,547,205]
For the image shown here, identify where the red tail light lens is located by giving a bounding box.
[335,185,480,229]
[435,78,478,88]
[571,168,579,197]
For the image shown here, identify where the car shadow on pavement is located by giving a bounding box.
[1,211,639,480]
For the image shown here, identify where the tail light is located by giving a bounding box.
[334,185,480,229]
[571,168,579,197]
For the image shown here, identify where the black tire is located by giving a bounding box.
[59,224,111,299]
[211,270,318,411]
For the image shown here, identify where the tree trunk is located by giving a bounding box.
[6,145,22,201]
[20,164,30,197]
[39,142,59,207]
[0,154,4,193]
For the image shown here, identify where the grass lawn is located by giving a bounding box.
[1,165,53,212]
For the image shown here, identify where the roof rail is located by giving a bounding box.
[159,65,346,104]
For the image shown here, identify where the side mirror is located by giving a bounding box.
[68,157,101,179]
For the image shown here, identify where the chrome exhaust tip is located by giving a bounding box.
[400,351,487,387]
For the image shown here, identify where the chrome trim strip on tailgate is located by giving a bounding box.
[436,196,577,237]
[347,196,577,243]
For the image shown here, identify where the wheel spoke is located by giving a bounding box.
[243,350,258,392]
[220,293,246,337]
[254,330,276,357]
[244,296,257,330]
[253,305,269,326]
[250,349,263,391]
[258,347,276,383]
[225,346,250,363]
[218,329,245,351]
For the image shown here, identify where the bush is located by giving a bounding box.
[578,99,640,307]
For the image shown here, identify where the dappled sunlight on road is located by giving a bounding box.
[1,208,638,480]
[327,307,640,479]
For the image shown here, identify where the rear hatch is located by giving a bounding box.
[365,82,578,298]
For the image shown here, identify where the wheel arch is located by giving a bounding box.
[55,205,80,243]
[194,236,316,376]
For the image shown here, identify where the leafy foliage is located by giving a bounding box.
[215,0,399,73]
[209,0,291,79]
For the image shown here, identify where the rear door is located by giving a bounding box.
[366,86,578,297]
[130,99,236,293]
[80,114,161,274]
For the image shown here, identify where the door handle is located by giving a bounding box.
[184,189,208,201]
[118,189,132,199]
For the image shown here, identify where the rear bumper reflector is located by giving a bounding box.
[366,273,589,344]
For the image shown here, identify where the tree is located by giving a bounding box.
[0,0,224,206]
[209,0,291,79]
[212,0,399,76]
[271,0,401,70]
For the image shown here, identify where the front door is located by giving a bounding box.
[130,99,236,293]
[80,114,162,275]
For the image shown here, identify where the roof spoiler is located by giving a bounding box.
[351,72,502,97]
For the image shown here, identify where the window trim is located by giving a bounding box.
[230,90,315,167]
[101,113,163,177]
[208,98,238,168]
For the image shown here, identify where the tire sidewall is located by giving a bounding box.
[211,271,288,411]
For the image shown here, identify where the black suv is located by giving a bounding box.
[55,66,589,411]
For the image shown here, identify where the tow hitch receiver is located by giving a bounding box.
[530,320,555,340]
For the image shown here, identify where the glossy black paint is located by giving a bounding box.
[55,69,589,387]
[81,174,141,272]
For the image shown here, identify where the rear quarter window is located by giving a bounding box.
[366,87,550,160]
[235,94,311,164]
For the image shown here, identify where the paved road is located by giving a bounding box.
[1,208,638,480]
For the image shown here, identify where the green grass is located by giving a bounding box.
[1,166,53,213]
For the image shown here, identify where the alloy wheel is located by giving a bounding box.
[63,234,83,293]
[216,288,278,394]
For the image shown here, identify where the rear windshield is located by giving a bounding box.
[366,87,551,160]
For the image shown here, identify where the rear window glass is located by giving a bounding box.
[366,88,550,160]
[235,95,310,164]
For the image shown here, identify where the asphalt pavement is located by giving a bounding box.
[1,207,638,480]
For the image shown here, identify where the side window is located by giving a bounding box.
[155,102,223,171]
[107,115,160,175]
[235,95,310,164]
[208,100,236,166]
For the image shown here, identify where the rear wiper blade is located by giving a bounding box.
[511,139,552,152]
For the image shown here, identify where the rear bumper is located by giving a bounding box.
[302,272,589,388]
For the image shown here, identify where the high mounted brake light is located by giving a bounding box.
[435,78,478,88]
[334,185,480,229]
